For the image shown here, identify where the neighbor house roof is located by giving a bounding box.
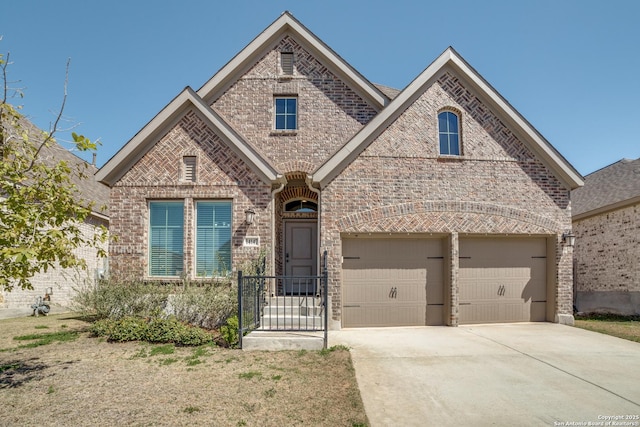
[313,47,584,190]
[572,157,640,220]
[20,118,110,218]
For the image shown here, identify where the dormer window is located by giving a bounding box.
[275,97,297,130]
[281,52,294,75]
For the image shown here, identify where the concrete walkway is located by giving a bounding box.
[329,323,640,427]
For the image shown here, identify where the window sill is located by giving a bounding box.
[437,155,465,162]
[270,130,298,136]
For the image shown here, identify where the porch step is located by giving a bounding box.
[258,315,323,329]
[241,331,325,351]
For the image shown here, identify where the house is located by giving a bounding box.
[0,119,110,310]
[96,12,583,328]
[572,158,640,315]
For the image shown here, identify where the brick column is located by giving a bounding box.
[447,232,459,326]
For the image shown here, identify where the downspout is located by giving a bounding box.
[270,175,287,281]
[305,174,322,275]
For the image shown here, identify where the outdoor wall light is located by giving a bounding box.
[562,231,576,248]
[244,209,255,225]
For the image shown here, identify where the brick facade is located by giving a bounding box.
[100,14,578,326]
[574,203,640,314]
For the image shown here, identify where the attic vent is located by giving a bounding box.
[281,52,294,75]
[183,156,197,182]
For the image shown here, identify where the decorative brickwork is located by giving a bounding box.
[109,111,271,280]
[211,36,379,173]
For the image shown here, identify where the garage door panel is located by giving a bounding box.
[342,238,444,328]
[459,238,547,324]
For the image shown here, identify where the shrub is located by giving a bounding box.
[90,316,214,346]
[73,280,171,320]
[170,281,237,329]
[219,315,239,348]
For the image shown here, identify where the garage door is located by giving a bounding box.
[459,237,547,324]
[342,238,444,328]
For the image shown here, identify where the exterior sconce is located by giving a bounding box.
[562,231,576,248]
[244,209,255,225]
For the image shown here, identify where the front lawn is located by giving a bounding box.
[0,314,368,427]
[574,313,640,343]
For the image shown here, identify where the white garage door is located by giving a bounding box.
[459,237,547,324]
[342,238,444,328]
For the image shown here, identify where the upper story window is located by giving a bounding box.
[281,52,294,75]
[275,97,297,131]
[438,111,461,156]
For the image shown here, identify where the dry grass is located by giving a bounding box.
[0,314,368,427]
[574,314,640,343]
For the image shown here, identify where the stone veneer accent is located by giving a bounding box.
[574,203,640,314]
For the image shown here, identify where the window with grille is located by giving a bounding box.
[438,111,461,155]
[274,97,297,130]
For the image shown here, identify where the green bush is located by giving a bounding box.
[90,316,213,346]
[219,315,239,348]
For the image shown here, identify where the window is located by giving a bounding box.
[196,201,232,277]
[182,156,196,182]
[285,200,317,212]
[281,52,294,75]
[438,111,460,155]
[149,202,184,277]
[275,97,297,130]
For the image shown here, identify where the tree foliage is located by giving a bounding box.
[0,49,108,291]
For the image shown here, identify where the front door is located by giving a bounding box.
[284,220,318,294]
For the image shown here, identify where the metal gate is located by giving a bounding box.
[238,251,328,349]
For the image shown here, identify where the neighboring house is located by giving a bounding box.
[96,12,583,328]
[572,158,640,315]
[0,119,110,310]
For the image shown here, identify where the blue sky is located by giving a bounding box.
[1,0,638,176]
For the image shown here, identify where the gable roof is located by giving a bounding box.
[196,11,389,110]
[572,157,640,220]
[313,47,584,190]
[96,87,281,186]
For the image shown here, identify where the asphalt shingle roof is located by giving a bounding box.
[572,157,640,217]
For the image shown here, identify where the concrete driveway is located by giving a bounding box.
[329,323,640,426]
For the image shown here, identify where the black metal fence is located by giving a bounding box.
[238,251,328,349]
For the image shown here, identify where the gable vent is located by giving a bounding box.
[183,156,197,182]
[281,52,294,75]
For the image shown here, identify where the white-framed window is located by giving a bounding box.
[274,97,297,130]
[195,201,232,277]
[149,201,184,277]
[438,110,461,156]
